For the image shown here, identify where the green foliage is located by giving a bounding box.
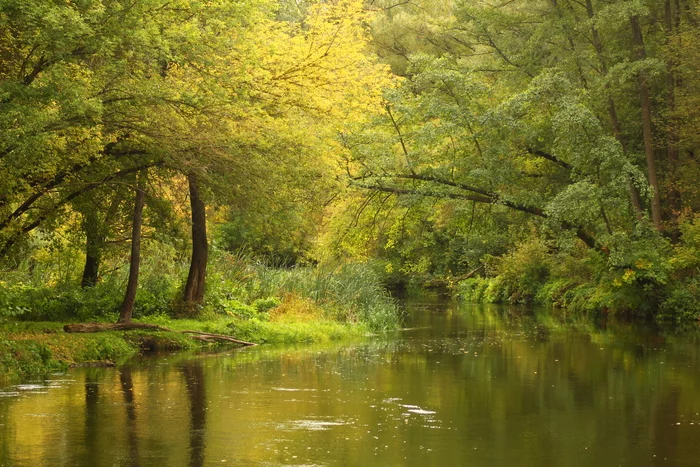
[658,278,700,323]
[494,237,552,304]
[456,277,490,303]
[2,0,698,329]
[0,338,64,383]
[1,242,400,341]
[217,207,316,266]
[657,216,700,322]
[225,317,367,344]
[253,297,281,313]
[241,261,401,331]
[0,282,119,322]
[323,0,700,323]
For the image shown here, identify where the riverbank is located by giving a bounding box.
[0,257,401,383]
[0,315,371,384]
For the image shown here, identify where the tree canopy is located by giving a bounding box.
[1,0,698,321]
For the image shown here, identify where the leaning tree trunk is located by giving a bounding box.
[118,172,147,324]
[183,174,208,310]
[630,15,662,230]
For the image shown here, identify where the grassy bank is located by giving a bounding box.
[0,252,399,384]
[0,322,193,383]
[0,311,372,384]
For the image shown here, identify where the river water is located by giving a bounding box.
[2,299,700,466]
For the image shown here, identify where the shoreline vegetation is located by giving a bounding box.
[2,1,699,383]
[0,316,374,384]
[0,253,400,384]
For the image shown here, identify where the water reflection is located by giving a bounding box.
[119,367,140,467]
[180,362,206,467]
[84,371,100,466]
[1,301,700,466]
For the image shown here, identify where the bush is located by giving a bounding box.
[658,278,700,322]
[657,216,700,322]
[1,244,401,332]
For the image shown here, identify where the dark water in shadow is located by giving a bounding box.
[2,300,700,466]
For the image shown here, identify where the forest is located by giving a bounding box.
[1,0,699,371]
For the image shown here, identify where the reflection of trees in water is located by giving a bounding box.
[180,362,207,467]
[652,386,680,466]
[84,371,100,466]
[119,366,140,467]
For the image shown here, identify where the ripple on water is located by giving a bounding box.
[14,384,46,391]
[271,388,317,392]
[274,418,353,432]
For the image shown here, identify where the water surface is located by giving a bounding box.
[2,300,700,466]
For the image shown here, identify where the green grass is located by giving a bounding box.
[140,314,371,344]
[0,312,373,384]
[0,249,401,383]
[0,321,207,383]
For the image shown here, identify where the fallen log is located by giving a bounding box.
[63,322,257,347]
[180,330,256,346]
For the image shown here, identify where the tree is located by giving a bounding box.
[328,0,698,296]
[118,171,147,324]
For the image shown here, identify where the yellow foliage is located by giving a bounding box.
[634,258,651,270]
[268,293,325,323]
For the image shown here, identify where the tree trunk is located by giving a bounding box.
[81,195,122,288]
[630,15,662,230]
[81,248,101,288]
[81,221,102,289]
[183,174,208,309]
[118,172,147,324]
[584,0,644,218]
[664,0,682,232]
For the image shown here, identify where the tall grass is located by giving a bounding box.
[248,262,401,331]
[1,246,401,332]
[206,252,401,331]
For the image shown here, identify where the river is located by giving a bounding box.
[2,299,700,466]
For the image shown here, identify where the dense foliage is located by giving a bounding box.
[325,0,699,320]
[0,0,698,328]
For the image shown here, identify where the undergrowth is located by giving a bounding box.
[455,218,700,322]
[0,247,400,332]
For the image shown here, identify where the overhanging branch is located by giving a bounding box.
[352,179,595,249]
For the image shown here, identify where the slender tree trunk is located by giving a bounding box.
[630,15,662,229]
[664,0,682,231]
[183,174,208,309]
[118,172,147,324]
[584,0,644,217]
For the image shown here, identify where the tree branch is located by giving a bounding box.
[526,147,572,170]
